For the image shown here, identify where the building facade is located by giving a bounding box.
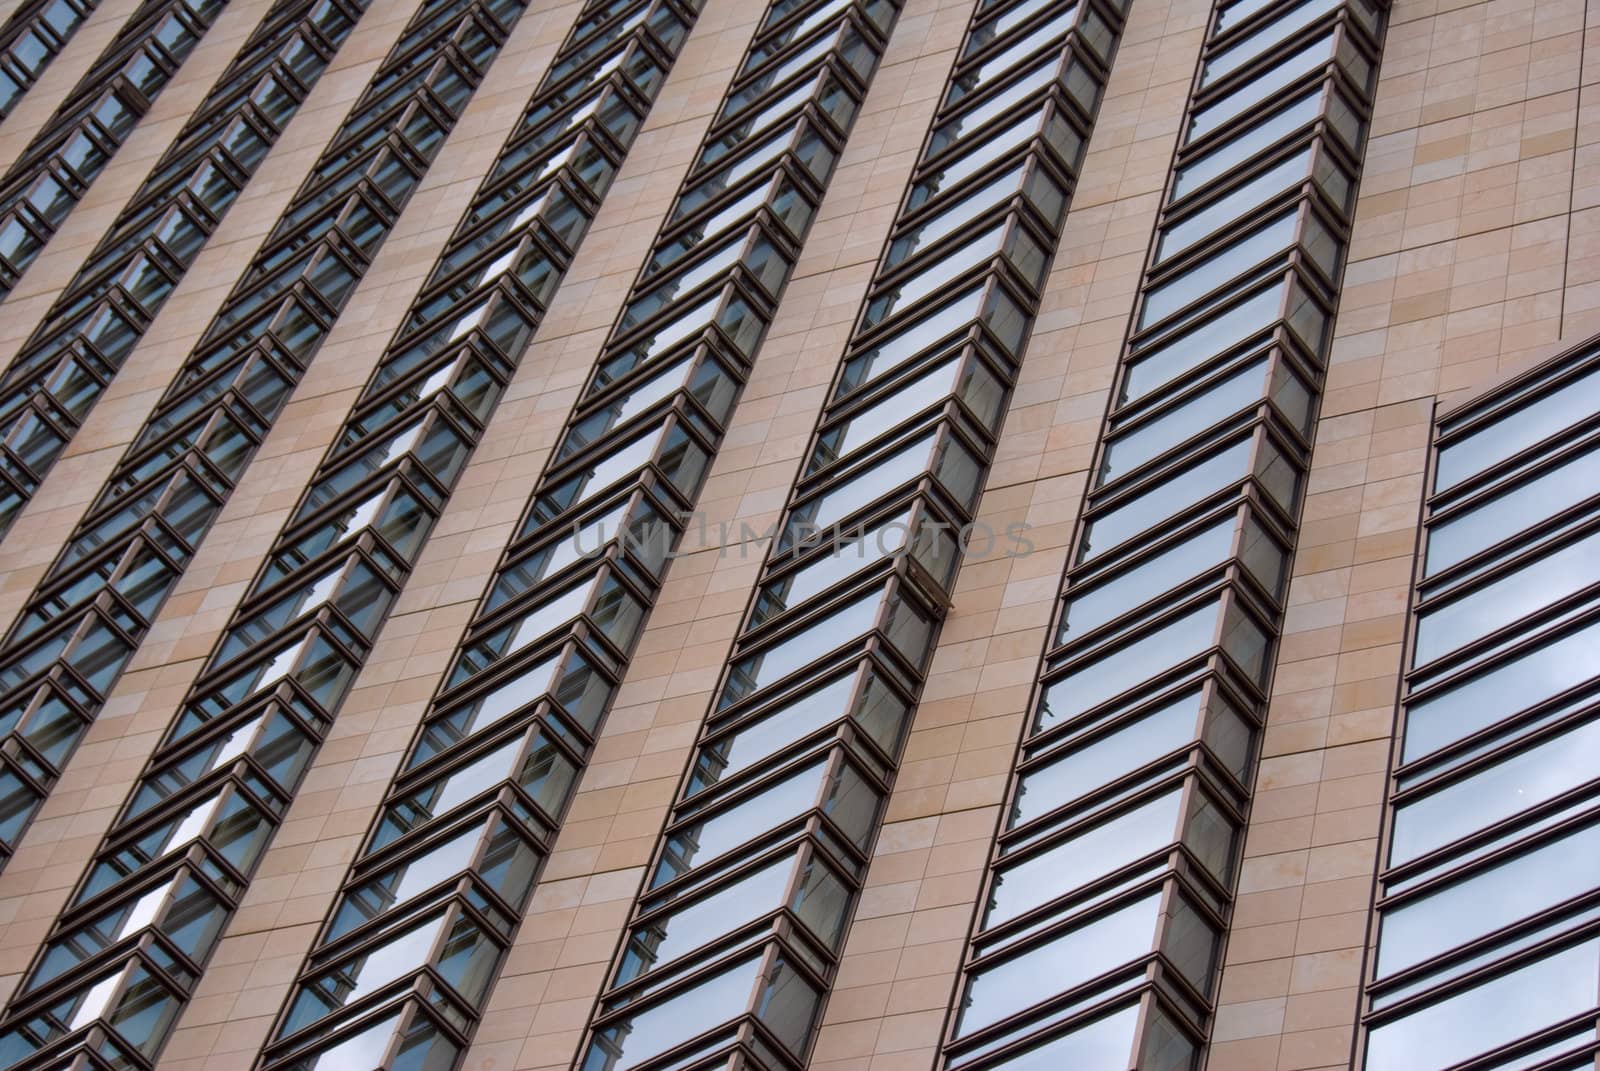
[0,0,1589,1066]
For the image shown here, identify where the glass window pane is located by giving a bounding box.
[1060,520,1234,641]
[812,361,962,470]
[1201,0,1341,88]
[754,514,909,624]
[1414,529,1600,665]
[1379,819,1600,977]
[692,675,854,793]
[929,59,1057,157]
[841,288,981,395]
[724,589,885,703]
[1365,940,1600,1071]
[1426,440,1600,574]
[982,1004,1139,1071]
[1436,364,1600,492]
[330,826,479,938]
[583,955,760,1071]
[783,436,935,547]
[946,8,1073,107]
[379,741,516,845]
[890,166,1024,267]
[911,114,1038,210]
[1081,440,1252,560]
[986,792,1182,926]
[1158,154,1309,262]
[654,761,827,887]
[1014,695,1198,827]
[959,895,1161,1036]
[285,913,446,1034]
[1040,602,1220,729]
[1124,280,1289,404]
[1104,358,1270,481]
[1140,212,1296,330]
[1390,715,1600,865]
[1188,34,1336,142]
[865,225,1005,329]
[1402,617,1600,763]
[1172,93,1321,200]
[620,856,793,982]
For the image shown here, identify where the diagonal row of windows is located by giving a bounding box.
[0,0,99,123]
[935,0,1386,1069]
[1360,346,1600,1070]
[0,0,371,858]
[563,2,1129,1070]
[0,0,554,545]
[0,0,546,868]
[0,0,232,299]
[248,1,903,1068]
[0,1,710,1068]
[0,0,374,542]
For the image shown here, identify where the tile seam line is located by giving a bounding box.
[1558,0,1591,336]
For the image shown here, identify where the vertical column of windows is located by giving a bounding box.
[0,0,100,123]
[1358,348,1600,1071]
[0,0,550,868]
[0,0,372,542]
[253,1,899,1067]
[0,0,234,297]
[568,3,1130,1071]
[937,0,1387,1069]
[0,3,709,1068]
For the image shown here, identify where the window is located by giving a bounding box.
[1014,695,1199,827]
[1366,940,1600,1071]
[1377,819,1600,978]
[0,0,98,123]
[964,896,1165,1039]
[0,0,360,542]
[0,0,231,300]
[1363,344,1600,1069]
[271,1009,460,1071]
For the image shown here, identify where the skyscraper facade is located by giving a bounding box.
[0,0,1590,1067]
